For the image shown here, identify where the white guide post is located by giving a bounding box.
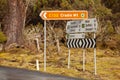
[36,59,40,71]
[44,20,46,71]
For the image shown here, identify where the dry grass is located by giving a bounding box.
[0,47,120,80]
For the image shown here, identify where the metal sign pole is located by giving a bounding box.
[44,20,46,71]
[94,33,97,75]
[83,49,85,71]
[68,49,71,69]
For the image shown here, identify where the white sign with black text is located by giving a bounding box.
[67,33,85,39]
[66,18,98,33]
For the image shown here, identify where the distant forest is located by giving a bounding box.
[0,0,120,51]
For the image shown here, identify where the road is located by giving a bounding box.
[0,66,84,80]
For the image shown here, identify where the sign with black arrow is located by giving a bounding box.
[67,38,96,48]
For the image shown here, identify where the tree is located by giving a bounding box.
[0,0,8,22]
[101,0,120,33]
[2,0,31,49]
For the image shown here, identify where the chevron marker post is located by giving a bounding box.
[67,38,96,48]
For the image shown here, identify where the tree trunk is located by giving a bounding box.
[3,0,26,49]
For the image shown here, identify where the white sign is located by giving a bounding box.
[66,20,82,26]
[66,28,79,33]
[67,33,85,39]
[66,18,98,33]
[81,18,98,32]
[66,20,82,31]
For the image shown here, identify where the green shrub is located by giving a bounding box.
[0,31,7,43]
[107,21,114,34]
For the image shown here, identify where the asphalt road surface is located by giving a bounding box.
[0,66,84,80]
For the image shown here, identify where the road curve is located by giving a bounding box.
[0,66,84,80]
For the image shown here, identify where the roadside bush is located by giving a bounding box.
[0,31,7,43]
